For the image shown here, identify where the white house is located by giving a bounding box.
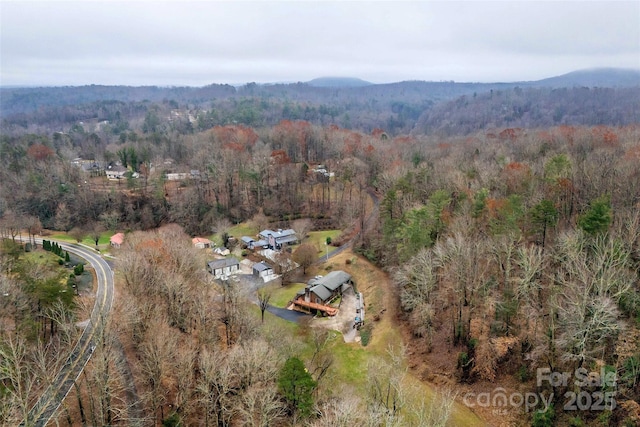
[106,165,128,180]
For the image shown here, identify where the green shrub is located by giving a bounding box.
[74,263,84,276]
[569,416,585,427]
[516,365,531,382]
[278,357,316,418]
[162,412,181,427]
[360,323,373,346]
[532,404,555,427]
[597,410,611,425]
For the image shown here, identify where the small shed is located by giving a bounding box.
[192,237,212,249]
[110,232,125,248]
[214,247,230,256]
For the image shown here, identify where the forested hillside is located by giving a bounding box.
[414,86,640,136]
[1,70,639,426]
[3,69,638,136]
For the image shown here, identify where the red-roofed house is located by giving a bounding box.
[192,237,212,249]
[110,232,125,248]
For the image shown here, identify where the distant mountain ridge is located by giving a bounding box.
[306,77,373,88]
[527,68,640,88]
[1,68,639,135]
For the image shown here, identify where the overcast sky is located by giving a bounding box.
[1,1,639,87]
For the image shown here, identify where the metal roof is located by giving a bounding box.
[207,257,240,270]
[259,229,296,239]
[252,262,272,272]
[276,235,298,245]
[310,270,352,291]
[310,284,332,302]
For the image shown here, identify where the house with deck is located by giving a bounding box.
[292,270,353,316]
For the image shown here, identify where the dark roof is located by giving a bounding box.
[308,270,352,291]
[207,257,240,270]
[252,262,272,272]
[310,284,332,302]
[304,270,353,303]
[241,236,254,244]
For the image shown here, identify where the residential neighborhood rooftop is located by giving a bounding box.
[308,270,352,292]
[110,232,125,246]
[252,261,271,272]
[192,237,211,244]
[207,257,240,270]
[259,229,296,239]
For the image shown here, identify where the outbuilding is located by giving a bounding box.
[252,261,274,279]
[207,257,240,279]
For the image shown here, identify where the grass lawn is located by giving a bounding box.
[265,282,306,308]
[47,231,113,248]
[305,230,342,254]
[227,222,258,240]
[325,339,369,389]
[47,233,76,242]
[23,249,64,268]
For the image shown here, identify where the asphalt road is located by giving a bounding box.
[19,239,114,427]
[265,305,309,322]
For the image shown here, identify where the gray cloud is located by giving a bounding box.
[1,1,638,86]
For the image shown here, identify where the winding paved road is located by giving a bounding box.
[20,239,114,427]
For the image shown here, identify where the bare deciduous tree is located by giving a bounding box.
[235,384,285,427]
[292,243,317,274]
[411,387,457,427]
[139,319,175,424]
[366,348,406,421]
[292,218,313,242]
[0,335,40,425]
[257,289,271,323]
[309,394,365,427]
[69,226,86,243]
